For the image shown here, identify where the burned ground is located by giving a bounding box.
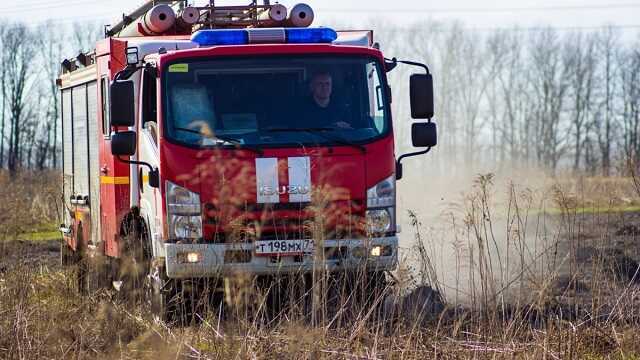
[2,174,640,358]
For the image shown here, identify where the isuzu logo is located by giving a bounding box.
[259,185,311,196]
[256,157,312,204]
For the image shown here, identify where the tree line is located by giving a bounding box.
[0,21,101,174]
[376,22,640,176]
[0,20,637,176]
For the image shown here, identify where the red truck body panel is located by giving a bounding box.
[155,44,394,243]
[62,39,396,258]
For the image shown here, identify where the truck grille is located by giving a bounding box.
[202,200,366,243]
[203,200,365,243]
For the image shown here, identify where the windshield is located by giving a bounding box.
[162,55,390,148]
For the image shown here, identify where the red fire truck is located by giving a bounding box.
[58,0,436,317]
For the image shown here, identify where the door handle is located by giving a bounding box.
[100,166,109,174]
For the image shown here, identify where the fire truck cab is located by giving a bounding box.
[58,1,436,314]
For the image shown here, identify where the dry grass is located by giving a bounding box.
[0,170,61,241]
[1,171,640,359]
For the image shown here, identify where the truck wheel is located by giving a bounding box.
[117,215,151,303]
[77,257,91,295]
[60,240,76,266]
[75,224,90,295]
[72,224,113,295]
[145,260,178,323]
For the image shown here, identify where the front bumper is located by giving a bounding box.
[165,236,398,279]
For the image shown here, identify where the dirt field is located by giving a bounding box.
[1,214,639,358]
[2,173,640,358]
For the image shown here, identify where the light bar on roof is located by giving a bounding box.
[191,27,338,46]
[192,29,249,46]
[285,28,337,43]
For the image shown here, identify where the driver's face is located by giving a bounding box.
[310,74,332,102]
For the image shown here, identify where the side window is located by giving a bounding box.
[142,69,157,125]
[367,62,386,134]
[142,69,158,144]
[101,77,110,137]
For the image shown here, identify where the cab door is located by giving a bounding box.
[138,67,164,257]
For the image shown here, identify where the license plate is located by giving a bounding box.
[255,239,314,256]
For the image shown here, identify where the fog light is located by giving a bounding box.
[187,252,200,263]
[370,246,382,257]
[178,251,202,264]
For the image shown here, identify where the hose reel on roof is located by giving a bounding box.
[108,1,316,38]
[118,4,177,37]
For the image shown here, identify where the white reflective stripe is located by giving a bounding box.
[288,157,311,203]
[256,158,279,203]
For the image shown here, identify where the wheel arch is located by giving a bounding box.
[118,206,153,260]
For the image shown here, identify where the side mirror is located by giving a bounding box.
[148,169,160,188]
[410,73,434,119]
[412,122,437,147]
[111,131,137,156]
[110,80,135,127]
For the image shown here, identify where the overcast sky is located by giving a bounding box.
[2,0,638,32]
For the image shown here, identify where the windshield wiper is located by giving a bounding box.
[173,127,263,155]
[266,127,366,154]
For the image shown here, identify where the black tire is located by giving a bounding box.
[66,224,112,294]
[77,257,91,295]
[74,224,91,295]
[145,260,178,323]
[60,240,76,266]
[117,214,151,304]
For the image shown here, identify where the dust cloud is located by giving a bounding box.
[395,160,564,306]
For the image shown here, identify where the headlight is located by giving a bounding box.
[166,181,202,241]
[170,215,203,239]
[366,175,396,234]
[366,208,392,233]
[367,175,395,208]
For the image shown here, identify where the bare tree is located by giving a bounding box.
[619,46,640,164]
[0,22,6,168]
[502,32,535,168]
[71,21,103,54]
[564,32,598,172]
[594,27,620,175]
[485,31,509,167]
[3,24,37,174]
[528,29,570,172]
[457,31,493,167]
[431,23,466,170]
[36,21,66,169]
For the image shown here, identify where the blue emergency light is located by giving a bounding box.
[285,28,337,43]
[191,27,337,46]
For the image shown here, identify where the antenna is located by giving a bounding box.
[208,0,214,29]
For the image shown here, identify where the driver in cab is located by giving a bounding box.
[304,71,352,129]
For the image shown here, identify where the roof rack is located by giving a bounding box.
[197,1,281,29]
[107,1,314,38]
